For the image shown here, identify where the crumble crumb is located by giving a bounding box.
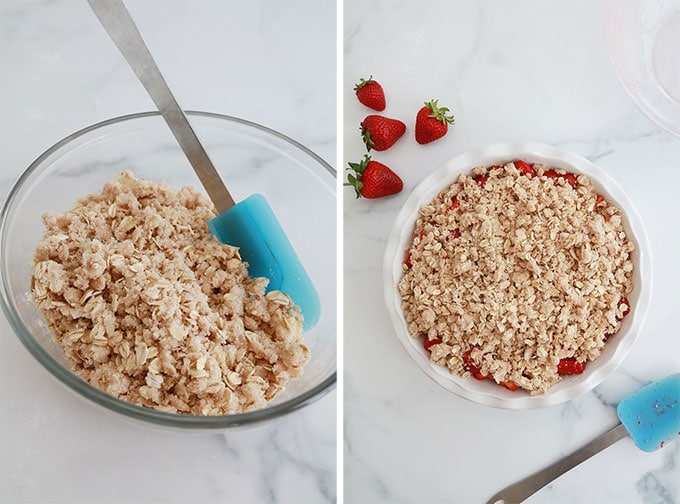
[398,162,634,394]
[31,171,309,414]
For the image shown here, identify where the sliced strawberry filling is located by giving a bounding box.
[448,196,460,212]
[474,174,489,188]
[514,160,536,178]
[543,169,578,188]
[557,358,586,375]
[423,336,442,352]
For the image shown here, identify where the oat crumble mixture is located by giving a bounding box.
[31,172,309,415]
[398,162,634,394]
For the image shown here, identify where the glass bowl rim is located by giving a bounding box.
[0,110,337,429]
[604,0,680,138]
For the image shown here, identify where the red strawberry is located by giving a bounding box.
[617,297,631,319]
[500,380,519,391]
[345,155,403,199]
[514,160,536,177]
[462,349,490,380]
[543,169,578,188]
[423,336,442,352]
[354,75,386,111]
[557,358,586,375]
[543,169,560,181]
[562,172,578,187]
[474,174,489,188]
[415,99,455,145]
[448,196,460,212]
[361,115,406,151]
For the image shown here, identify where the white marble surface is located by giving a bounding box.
[0,1,336,503]
[344,1,680,503]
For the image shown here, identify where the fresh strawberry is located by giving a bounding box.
[543,169,560,181]
[562,172,578,187]
[500,380,519,391]
[617,297,631,319]
[415,99,455,145]
[354,75,386,111]
[462,349,490,380]
[557,358,586,375]
[514,160,536,178]
[543,169,577,188]
[423,336,443,352]
[463,349,520,390]
[474,174,489,188]
[345,155,403,199]
[448,196,460,212]
[361,115,406,151]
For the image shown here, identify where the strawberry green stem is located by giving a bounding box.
[344,155,371,198]
[425,99,455,124]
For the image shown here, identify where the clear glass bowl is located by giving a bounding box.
[384,142,652,409]
[606,0,680,137]
[0,111,336,429]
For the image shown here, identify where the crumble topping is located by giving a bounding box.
[31,172,309,414]
[398,162,634,394]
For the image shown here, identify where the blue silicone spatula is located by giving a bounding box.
[487,373,680,504]
[88,0,320,329]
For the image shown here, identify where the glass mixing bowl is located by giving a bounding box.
[0,111,336,429]
[606,0,680,137]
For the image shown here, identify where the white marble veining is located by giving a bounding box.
[344,1,679,503]
[0,1,336,503]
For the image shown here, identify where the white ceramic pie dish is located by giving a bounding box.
[383,142,652,409]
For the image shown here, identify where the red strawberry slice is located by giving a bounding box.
[462,349,520,391]
[500,380,519,391]
[354,75,386,111]
[617,297,631,319]
[543,169,560,180]
[361,115,406,152]
[543,169,578,188]
[415,99,455,145]
[557,358,586,375]
[462,349,490,380]
[514,160,536,178]
[448,196,460,212]
[562,172,578,187]
[474,174,489,188]
[423,336,443,352]
[345,155,403,199]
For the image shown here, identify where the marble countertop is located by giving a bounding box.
[343,1,679,503]
[0,1,336,503]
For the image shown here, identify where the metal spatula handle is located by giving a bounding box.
[486,423,628,504]
[87,0,235,213]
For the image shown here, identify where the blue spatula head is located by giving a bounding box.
[616,373,680,452]
[207,194,320,330]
